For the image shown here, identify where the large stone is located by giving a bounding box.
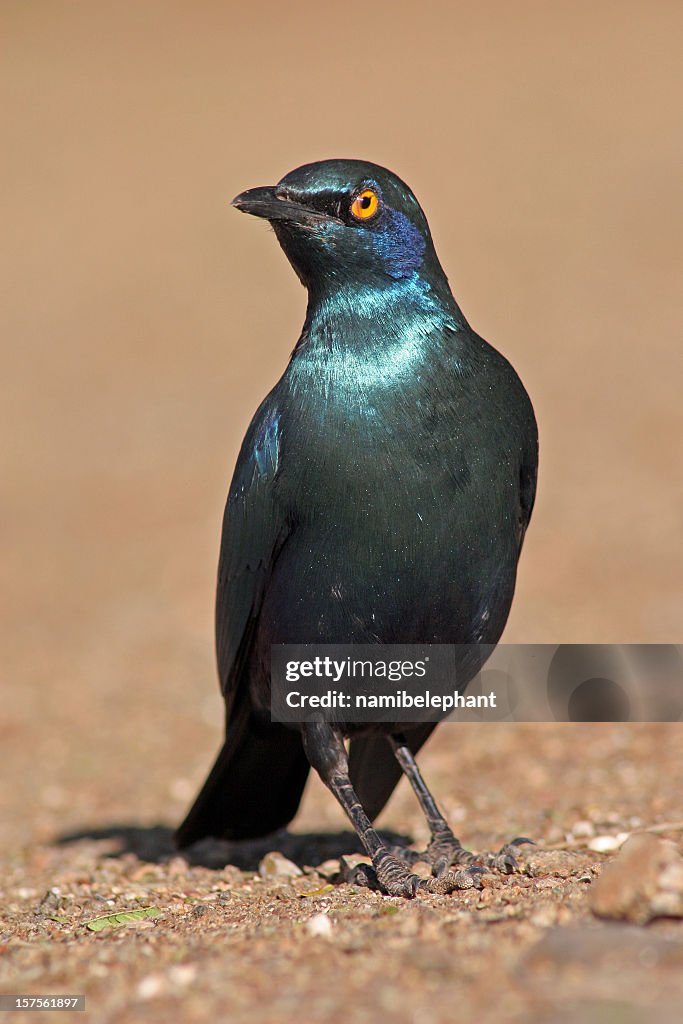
[590,833,683,923]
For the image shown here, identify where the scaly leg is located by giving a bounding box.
[302,721,483,897]
[389,733,532,877]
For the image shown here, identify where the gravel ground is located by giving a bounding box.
[3,725,683,1023]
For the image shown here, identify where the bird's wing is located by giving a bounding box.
[176,393,312,848]
[216,395,289,710]
[517,417,539,553]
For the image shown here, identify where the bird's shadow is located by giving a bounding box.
[55,823,413,872]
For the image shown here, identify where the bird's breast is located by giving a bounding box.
[278,337,516,515]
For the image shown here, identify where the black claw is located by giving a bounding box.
[491,836,535,872]
[496,854,517,874]
[433,858,449,879]
[507,837,535,848]
[461,865,486,881]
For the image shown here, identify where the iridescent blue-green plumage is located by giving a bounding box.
[176,160,538,848]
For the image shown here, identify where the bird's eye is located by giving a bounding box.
[350,188,380,222]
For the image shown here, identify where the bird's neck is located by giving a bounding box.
[299,274,463,358]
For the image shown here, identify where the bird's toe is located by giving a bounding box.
[375,855,424,898]
[421,865,486,895]
[481,836,536,874]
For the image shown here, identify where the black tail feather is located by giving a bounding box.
[175,711,310,847]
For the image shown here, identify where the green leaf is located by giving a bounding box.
[85,907,162,931]
[299,884,334,898]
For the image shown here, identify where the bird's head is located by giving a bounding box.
[232,159,450,302]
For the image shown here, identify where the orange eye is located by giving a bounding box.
[350,188,380,221]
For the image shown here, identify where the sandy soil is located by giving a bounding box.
[2,2,682,1022]
[3,726,683,1023]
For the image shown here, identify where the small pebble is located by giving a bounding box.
[137,974,165,1000]
[316,859,341,881]
[258,852,303,880]
[588,833,630,853]
[165,856,189,878]
[306,912,332,938]
[168,964,197,987]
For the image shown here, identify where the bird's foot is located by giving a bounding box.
[477,836,535,874]
[346,853,485,898]
[391,829,535,879]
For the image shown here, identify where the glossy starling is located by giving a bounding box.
[176,160,538,896]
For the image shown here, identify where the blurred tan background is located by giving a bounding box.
[1,0,682,846]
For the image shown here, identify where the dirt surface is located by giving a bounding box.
[4,727,683,1023]
[2,2,683,1022]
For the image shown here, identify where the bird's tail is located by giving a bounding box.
[175,708,310,847]
[348,723,436,822]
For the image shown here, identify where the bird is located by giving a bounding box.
[175,159,538,897]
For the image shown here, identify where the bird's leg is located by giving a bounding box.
[389,734,531,877]
[301,721,483,898]
[388,733,471,875]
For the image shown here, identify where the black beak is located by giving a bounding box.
[231,186,331,224]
